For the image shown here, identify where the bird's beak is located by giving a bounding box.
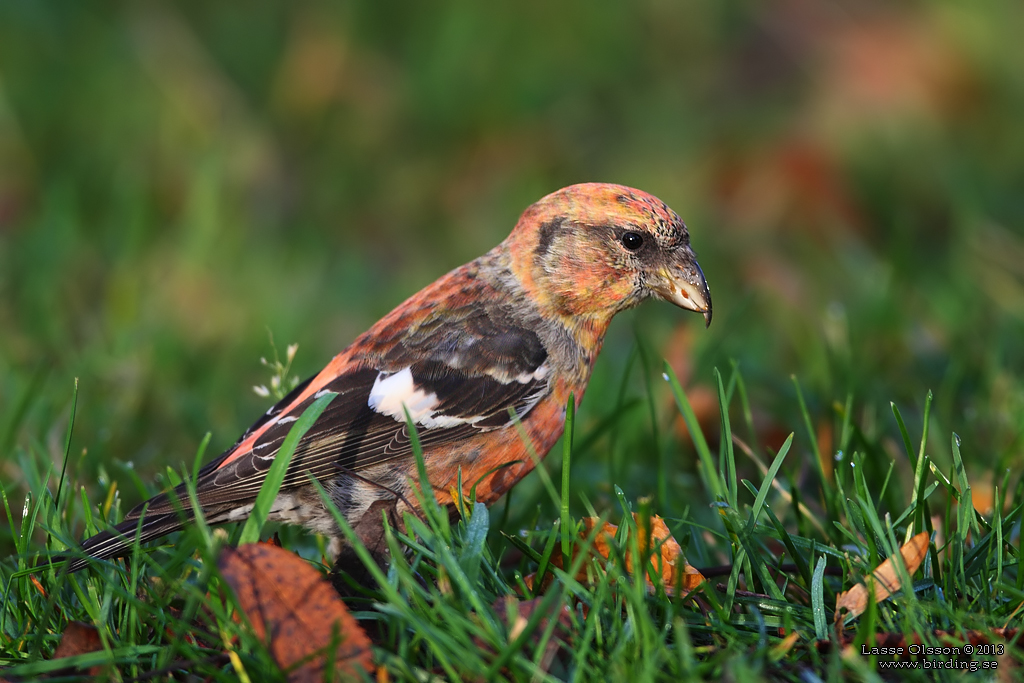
[651,257,713,328]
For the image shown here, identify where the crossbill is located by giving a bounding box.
[68,183,711,571]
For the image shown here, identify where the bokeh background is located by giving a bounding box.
[1,1,1022,540]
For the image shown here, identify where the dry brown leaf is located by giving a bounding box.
[969,474,1013,517]
[526,514,704,596]
[480,596,573,675]
[220,543,374,682]
[52,621,102,659]
[49,621,104,677]
[331,498,400,599]
[834,532,929,621]
[28,574,47,598]
[590,515,705,595]
[769,630,801,662]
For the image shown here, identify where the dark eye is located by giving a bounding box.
[621,232,644,251]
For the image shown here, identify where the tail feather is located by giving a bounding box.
[61,513,189,572]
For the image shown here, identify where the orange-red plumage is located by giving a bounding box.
[69,183,711,571]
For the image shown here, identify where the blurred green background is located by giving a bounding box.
[1,1,1022,536]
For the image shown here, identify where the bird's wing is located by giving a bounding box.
[132,301,550,517]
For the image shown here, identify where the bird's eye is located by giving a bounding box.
[621,232,644,251]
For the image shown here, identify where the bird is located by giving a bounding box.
[66,183,711,572]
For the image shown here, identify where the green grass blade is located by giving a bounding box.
[756,489,812,588]
[238,390,337,545]
[459,502,489,588]
[715,368,738,509]
[890,402,915,468]
[561,393,575,563]
[792,376,837,527]
[664,361,724,500]
[951,432,975,544]
[836,393,854,459]
[54,377,79,518]
[745,433,793,535]
[731,359,759,453]
[636,339,666,510]
[912,393,933,532]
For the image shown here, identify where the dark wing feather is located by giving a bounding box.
[234,375,315,447]
[183,366,546,508]
[133,312,549,517]
[66,513,190,572]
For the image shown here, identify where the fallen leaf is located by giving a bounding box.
[220,543,374,681]
[53,621,102,659]
[331,498,399,599]
[478,597,573,675]
[526,514,704,597]
[28,574,46,598]
[769,630,801,662]
[834,532,929,621]
[50,621,103,677]
[595,515,704,595]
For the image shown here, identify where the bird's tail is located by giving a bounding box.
[59,513,189,573]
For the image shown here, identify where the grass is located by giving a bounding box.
[1,1,1023,680]
[1,351,1022,681]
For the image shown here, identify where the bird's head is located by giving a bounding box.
[504,183,712,328]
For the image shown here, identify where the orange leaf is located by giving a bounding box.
[835,532,929,621]
[50,621,103,677]
[220,543,374,681]
[585,515,704,596]
[52,621,102,659]
[29,574,47,598]
[523,514,704,596]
